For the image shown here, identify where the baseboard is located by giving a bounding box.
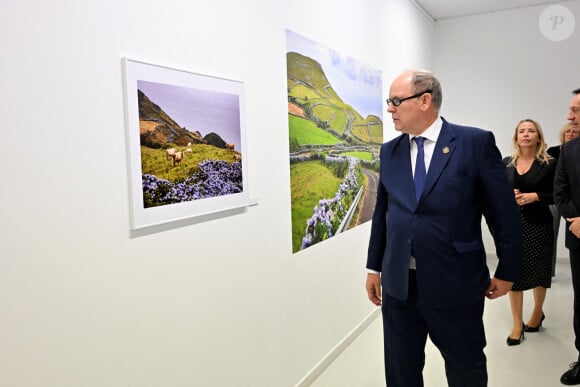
[294,307,381,387]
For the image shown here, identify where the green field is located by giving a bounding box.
[291,160,343,252]
[288,83,321,103]
[311,104,348,134]
[288,114,341,146]
[140,144,238,182]
[369,124,383,144]
[341,151,374,161]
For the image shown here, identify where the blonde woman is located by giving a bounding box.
[547,122,580,160]
[503,119,557,346]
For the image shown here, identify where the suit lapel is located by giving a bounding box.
[506,165,515,186]
[398,134,415,198]
[419,121,456,201]
[389,134,415,203]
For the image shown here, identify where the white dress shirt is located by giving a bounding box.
[409,116,442,176]
[368,117,443,274]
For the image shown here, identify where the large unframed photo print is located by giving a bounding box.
[286,30,383,253]
[122,58,248,231]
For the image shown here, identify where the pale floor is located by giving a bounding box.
[311,258,578,387]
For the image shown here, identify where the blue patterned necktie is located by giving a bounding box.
[413,136,426,201]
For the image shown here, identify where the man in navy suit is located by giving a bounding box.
[365,70,522,387]
[555,88,580,386]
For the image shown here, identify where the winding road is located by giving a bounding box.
[356,167,379,226]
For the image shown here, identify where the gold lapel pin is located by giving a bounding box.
[442,147,450,154]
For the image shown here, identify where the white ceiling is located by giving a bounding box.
[414,0,564,20]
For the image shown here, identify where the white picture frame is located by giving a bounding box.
[122,58,249,231]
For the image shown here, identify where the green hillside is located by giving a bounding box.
[289,114,341,146]
[141,145,239,182]
[287,51,382,146]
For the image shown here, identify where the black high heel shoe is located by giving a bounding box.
[507,324,525,346]
[525,313,546,332]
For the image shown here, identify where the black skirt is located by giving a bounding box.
[511,212,554,291]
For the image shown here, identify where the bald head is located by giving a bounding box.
[387,70,442,135]
[405,70,442,111]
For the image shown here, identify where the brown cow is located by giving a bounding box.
[226,143,235,151]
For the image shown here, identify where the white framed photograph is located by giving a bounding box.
[122,58,248,231]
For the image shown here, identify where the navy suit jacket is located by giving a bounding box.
[554,137,580,250]
[367,118,522,307]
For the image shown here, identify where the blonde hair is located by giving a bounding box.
[559,123,572,144]
[506,118,551,167]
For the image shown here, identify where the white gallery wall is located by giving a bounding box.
[433,0,580,259]
[2,0,578,385]
[0,0,433,386]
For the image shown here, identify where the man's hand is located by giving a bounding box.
[366,273,382,306]
[567,217,580,238]
[485,278,513,299]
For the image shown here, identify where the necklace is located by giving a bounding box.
[516,158,534,175]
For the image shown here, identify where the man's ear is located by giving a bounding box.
[420,93,432,111]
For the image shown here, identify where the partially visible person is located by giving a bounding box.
[547,123,579,276]
[365,69,522,387]
[547,122,580,160]
[556,89,580,386]
[503,119,556,346]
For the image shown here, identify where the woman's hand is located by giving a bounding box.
[515,192,538,206]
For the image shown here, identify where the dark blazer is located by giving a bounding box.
[547,145,561,160]
[503,157,556,224]
[367,118,522,308]
[554,137,580,250]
